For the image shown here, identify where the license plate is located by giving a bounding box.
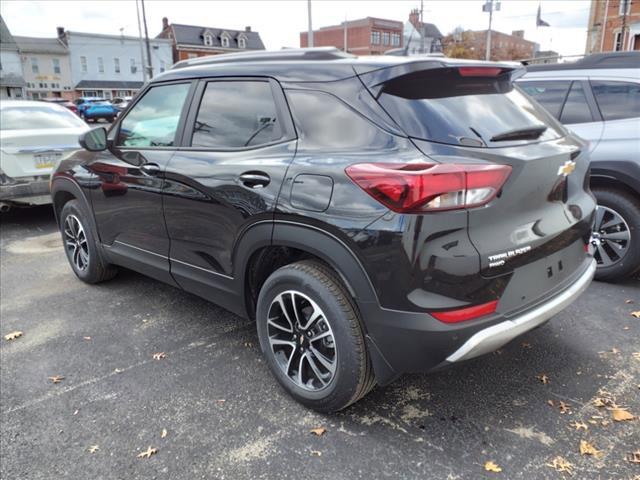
[34,152,61,169]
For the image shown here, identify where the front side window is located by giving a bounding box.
[52,58,61,74]
[591,80,640,121]
[191,81,281,149]
[80,56,87,73]
[559,82,593,124]
[31,58,39,74]
[117,83,191,147]
[518,80,571,119]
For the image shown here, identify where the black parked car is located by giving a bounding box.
[51,48,596,412]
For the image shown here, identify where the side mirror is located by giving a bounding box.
[79,127,108,152]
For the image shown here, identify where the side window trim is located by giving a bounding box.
[112,80,196,151]
[179,76,296,152]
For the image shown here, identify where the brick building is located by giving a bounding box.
[300,17,403,55]
[469,29,537,61]
[585,0,640,53]
[157,18,265,63]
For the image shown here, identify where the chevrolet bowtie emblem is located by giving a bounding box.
[558,160,576,177]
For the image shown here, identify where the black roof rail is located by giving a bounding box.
[525,51,640,71]
[171,47,355,70]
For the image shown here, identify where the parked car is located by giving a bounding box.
[74,97,105,115]
[519,52,640,281]
[41,97,79,115]
[51,48,596,411]
[111,96,133,112]
[1,100,88,210]
[81,100,118,123]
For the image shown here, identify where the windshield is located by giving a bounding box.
[377,68,564,147]
[0,106,86,130]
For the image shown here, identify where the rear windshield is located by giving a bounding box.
[377,68,564,147]
[0,106,85,130]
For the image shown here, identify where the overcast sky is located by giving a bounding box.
[1,0,591,56]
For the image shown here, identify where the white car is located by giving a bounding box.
[0,100,89,210]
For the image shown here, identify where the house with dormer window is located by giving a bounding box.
[157,17,265,63]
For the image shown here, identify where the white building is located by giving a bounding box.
[59,28,173,99]
[14,36,73,100]
[0,16,26,99]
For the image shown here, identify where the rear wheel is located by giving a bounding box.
[256,260,375,412]
[60,200,117,283]
[591,188,640,281]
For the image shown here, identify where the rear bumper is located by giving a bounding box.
[361,256,595,384]
[446,259,596,363]
[0,178,51,205]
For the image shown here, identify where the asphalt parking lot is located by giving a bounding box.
[1,206,638,480]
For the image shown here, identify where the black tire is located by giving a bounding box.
[592,187,640,281]
[59,200,117,284]
[256,260,375,412]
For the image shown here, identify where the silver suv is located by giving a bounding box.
[519,52,640,281]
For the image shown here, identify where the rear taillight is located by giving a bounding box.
[345,163,511,213]
[431,300,499,323]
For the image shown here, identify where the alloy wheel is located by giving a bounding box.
[64,214,90,271]
[592,205,631,268]
[266,290,337,391]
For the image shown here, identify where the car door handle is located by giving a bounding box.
[239,172,270,188]
[139,163,161,176]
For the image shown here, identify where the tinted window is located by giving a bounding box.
[1,106,85,130]
[378,69,564,147]
[191,81,281,148]
[560,82,593,124]
[591,81,640,121]
[117,83,190,147]
[518,80,571,118]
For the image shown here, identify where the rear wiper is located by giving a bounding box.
[490,125,547,142]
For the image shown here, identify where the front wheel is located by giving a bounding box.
[256,260,375,412]
[60,200,117,283]
[591,188,640,281]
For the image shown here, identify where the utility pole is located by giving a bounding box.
[483,0,500,60]
[135,0,147,82]
[621,0,629,50]
[141,0,153,79]
[307,0,314,47]
[420,0,425,54]
[343,15,348,52]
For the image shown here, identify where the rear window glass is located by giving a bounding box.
[591,81,640,121]
[0,106,85,130]
[377,68,564,147]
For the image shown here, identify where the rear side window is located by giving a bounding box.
[377,68,564,147]
[117,83,190,147]
[591,81,640,121]
[560,82,593,125]
[518,80,571,118]
[191,81,282,149]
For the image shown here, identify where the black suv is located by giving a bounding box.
[52,48,596,412]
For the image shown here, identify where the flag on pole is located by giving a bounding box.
[536,4,550,27]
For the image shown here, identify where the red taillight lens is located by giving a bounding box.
[431,300,499,323]
[458,67,503,77]
[345,163,511,212]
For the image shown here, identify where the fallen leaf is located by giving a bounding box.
[83,336,92,341]
[558,401,571,414]
[579,440,601,457]
[632,311,640,318]
[88,445,99,453]
[114,368,124,373]
[623,326,630,330]
[546,456,573,474]
[611,347,620,354]
[243,341,253,348]
[611,407,635,422]
[4,331,23,341]
[521,342,532,349]
[137,446,158,459]
[73,409,79,416]
[547,399,555,407]
[484,461,502,473]
[310,427,326,436]
[600,420,610,427]
[536,373,550,384]
[161,429,167,439]
[632,352,640,360]
[569,421,588,431]
[216,399,226,404]
[48,375,64,384]
[627,450,640,464]
[310,450,322,457]
[625,299,634,304]
[152,352,166,360]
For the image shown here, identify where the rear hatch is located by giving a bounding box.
[358,61,595,312]
[85,102,115,116]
